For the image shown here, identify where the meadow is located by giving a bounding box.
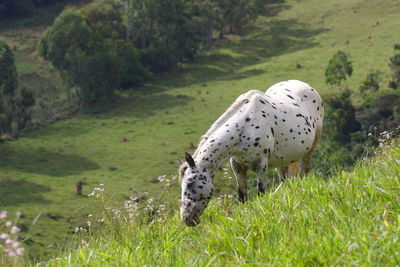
[0,0,400,263]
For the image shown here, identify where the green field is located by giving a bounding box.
[1,0,400,262]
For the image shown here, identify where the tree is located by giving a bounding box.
[388,44,400,89]
[0,40,35,139]
[130,0,201,72]
[38,1,149,104]
[359,70,380,93]
[325,50,353,86]
[324,89,361,144]
[0,0,66,18]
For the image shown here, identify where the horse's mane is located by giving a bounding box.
[194,90,261,157]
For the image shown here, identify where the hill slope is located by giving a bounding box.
[46,140,400,265]
[0,0,400,261]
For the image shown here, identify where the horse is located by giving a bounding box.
[178,80,324,226]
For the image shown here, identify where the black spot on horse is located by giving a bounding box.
[254,142,259,147]
[287,94,294,100]
[271,127,274,136]
[260,99,266,104]
[245,117,251,122]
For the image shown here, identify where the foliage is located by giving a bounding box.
[324,89,361,144]
[0,0,70,18]
[129,0,201,73]
[388,44,400,89]
[0,40,17,98]
[46,142,400,265]
[128,0,283,72]
[357,91,400,133]
[359,70,381,92]
[0,40,35,139]
[325,50,353,86]
[38,1,149,104]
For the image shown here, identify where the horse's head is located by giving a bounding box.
[178,152,214,226]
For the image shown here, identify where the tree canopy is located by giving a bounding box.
[0,40,35,139]
[38,1,149,104]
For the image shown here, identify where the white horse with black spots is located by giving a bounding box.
[178,80,324,226]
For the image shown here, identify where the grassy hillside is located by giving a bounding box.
[0,0,400,261]
[43,139,400,265]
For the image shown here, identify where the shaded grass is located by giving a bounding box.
[45,143,400,265]
[0,0,400,261]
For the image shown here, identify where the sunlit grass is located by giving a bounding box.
[41,141,400,266]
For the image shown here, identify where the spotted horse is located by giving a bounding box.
[178,80,324,226]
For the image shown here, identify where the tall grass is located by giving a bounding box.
[41,140,400,266]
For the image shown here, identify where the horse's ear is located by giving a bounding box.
[185,152,196,168]
[177,158,184,165]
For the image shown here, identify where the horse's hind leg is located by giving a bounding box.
[276,166,289,181]
[299,125,322,176]
[299,151,313,176]
[230,157,248,202]
[255,157,269,195]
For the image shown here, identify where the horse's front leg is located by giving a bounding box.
[255,157,269,195]
[230,157,248,202]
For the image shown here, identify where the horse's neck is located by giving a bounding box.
[193,129,236,172]
[194,90,260,158]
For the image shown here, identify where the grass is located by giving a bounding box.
[0,0,400,262]
[43,141,400,265]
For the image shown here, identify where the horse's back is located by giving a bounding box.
[266,79,324,127]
